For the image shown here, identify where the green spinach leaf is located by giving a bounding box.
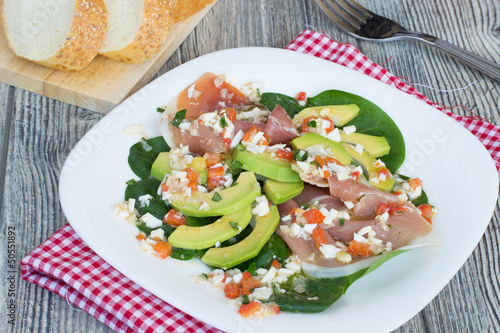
[128,136,169,179]
[410,190,429,207]
[307,90,405,173]
[260,93,304,118]
[235,233,290,271]
[125,178,169,220]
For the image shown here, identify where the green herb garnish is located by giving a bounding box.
[271,282,281,295]
[169,109,187,128]
[229,161,243,177]
[307,120,317,128]
[212,192,222,202]
[293,149,308,162]
[201,273,208,280]
[301,204,309,210]
[156,107,165,113]
[247,262,256,276]
[220,116,227,128]
[241,294,250,304]
[339,218,345,226]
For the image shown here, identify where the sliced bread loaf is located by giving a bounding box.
[2,0,108,71]
[99,0,174,63]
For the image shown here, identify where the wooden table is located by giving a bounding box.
[1,0,499,332]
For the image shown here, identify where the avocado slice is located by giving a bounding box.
[233,144,300,182]
[340,132,390,158]
[201,204,280,269]
[294,104,360,126]
[169,171,261,217]
[344,145,395,192]
[151,152,171,181]
[291,133,352,166]
[263,179,304,204]
[167,205,252,249]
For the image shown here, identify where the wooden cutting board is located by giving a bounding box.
[0,0,217,114]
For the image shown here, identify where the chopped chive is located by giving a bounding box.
[293,149,308,162]
[241,294,250,304]
[307,120,317,128]
[156,107,165,113]
[220,116,227,128]
[229,222,238,230]
[212,192,222,202]
[247,262,256,276]
[169,109,187,127]
[339,218,345,226]
[271,282,281,295]
[201,273,208,280]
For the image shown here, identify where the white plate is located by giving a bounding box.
[59,47,499,333]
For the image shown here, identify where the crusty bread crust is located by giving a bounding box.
[99,0,174,64]
[172,0,215,23]
[39,0,108,71]
[2,0,108,71]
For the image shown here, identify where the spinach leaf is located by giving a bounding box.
[307,90,405,173]
[128,136,169,179]
[266,249,407,313]
[260,93,304,118]
[170,248,199,261]
[410,190,429,207]
[235,233,290,271]
[125,178,169,220]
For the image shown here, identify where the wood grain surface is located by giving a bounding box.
[1,0,499,332]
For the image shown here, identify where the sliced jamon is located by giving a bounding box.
[233,119,266,134]
[327,175,397,202]
[176,72,248,119]
[293,183,345,211]
[263,105,299,144]
[167,122,229,155]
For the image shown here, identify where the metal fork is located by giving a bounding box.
[315,0,500,81]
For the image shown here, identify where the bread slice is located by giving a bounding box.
[99,0,174,64]
[171,0,215,23]
[2,0,108,71]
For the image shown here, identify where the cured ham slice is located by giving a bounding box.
[233,119,266,134]
[263,105,299,144]
[293,184,345,211]
[327,176,396,202]
[176,72,248,119]
[168,122,228,155]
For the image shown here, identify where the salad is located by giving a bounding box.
[113,72,439,318]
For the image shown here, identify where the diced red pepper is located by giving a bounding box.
[303,208,325,224]
[161,182,168,192]
[324,156,343,166]
[378,167,391,179]
[418,203,434,224]
[409,177,422,189]
[153,241,172,259]
[238,301,261,318]
[241,274,260,295]
[224,283,242,299]
[208,166,225,178]
[207,176,225,191]
[276,149,293,161]
[271,259,282,269]
[242,126,260,142]
[312,226,328,250]
[350,169,361,180]
[348,240,371,257]
[136,233,147,241]
[269,303,280,314]
[296,91,307,101]
[204,153,222,168]
[322,117,335,133]
[225,108,237,122]
[163,209,187,227]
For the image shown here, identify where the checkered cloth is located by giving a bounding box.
[21,30,500,333]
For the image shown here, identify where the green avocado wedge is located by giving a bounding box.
[233,144,300,182]
[340,132,390,158]
[150,152,172,181]
[307,90,405,173]
[169,171,261,217]
[201,205,280,269]
[291,133,352,166]
[263,179,304,204]
[168,205,252,250]
[294,104,360,127]
[344,145,395,192]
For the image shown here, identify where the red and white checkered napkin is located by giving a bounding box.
[21,30,500,333]
[21,224,222,333]
[286,30,500,172]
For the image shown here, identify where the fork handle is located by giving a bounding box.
[419,36,500,81]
